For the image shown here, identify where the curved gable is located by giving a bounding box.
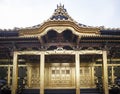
[19,4,100,37]
[19,20,100,37]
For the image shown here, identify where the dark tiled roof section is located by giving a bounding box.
[51,15,68,20]
[100,30,120,36]
[0,29,19,37]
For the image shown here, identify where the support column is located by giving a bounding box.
[102,51,109,94]
[27,64,32,88]
[7,65,11,86]
[75,52,80,94]
[91,66,95,87]
[12,52,18,94]
[40,52,45,94]
[111,66,114,84]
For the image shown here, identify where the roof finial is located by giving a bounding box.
[49,4,74,21]
[60,3,61,7]
[63,4,64,8]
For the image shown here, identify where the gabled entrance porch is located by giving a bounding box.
[11,50,109,94]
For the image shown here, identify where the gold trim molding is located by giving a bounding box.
[19,21,100,37]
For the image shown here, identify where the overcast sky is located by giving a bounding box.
[0,0,120,29]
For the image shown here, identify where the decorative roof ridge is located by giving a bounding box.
[48,4,75,21]
[0,28,20,32]
[99,26,120,30]
[22,24,41,30]
[77,23,100,28]
[19,4,100,30]
[20,19,50,30]
[81,34,120,37]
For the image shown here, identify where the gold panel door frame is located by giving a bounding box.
[49,63,72,87]
[27,64,40,88]
[27,63,94,88]
[80,66,93,88]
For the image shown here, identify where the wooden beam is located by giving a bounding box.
[79,50,102,54]
[15,50,103,55]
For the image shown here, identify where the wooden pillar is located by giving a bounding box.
[91,66,95,87]
[111,66,114,84]
[102,51,109,94]
[75,52,80,94]
[7,65,11,86]
[12,52,18,94]
[40,53,45,94]
[27,64,32,88]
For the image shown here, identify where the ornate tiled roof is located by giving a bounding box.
[99,26,120,35]
[22,4,91,30]
[49,4,73,21]
[0,29,19,37]
[48,4,96,28]
[0,4,120,37]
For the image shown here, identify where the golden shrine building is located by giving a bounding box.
[0,4,120,94]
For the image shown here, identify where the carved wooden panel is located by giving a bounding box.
[80,67,92,88]
[49,66,72,87]
[31,66,40,87]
